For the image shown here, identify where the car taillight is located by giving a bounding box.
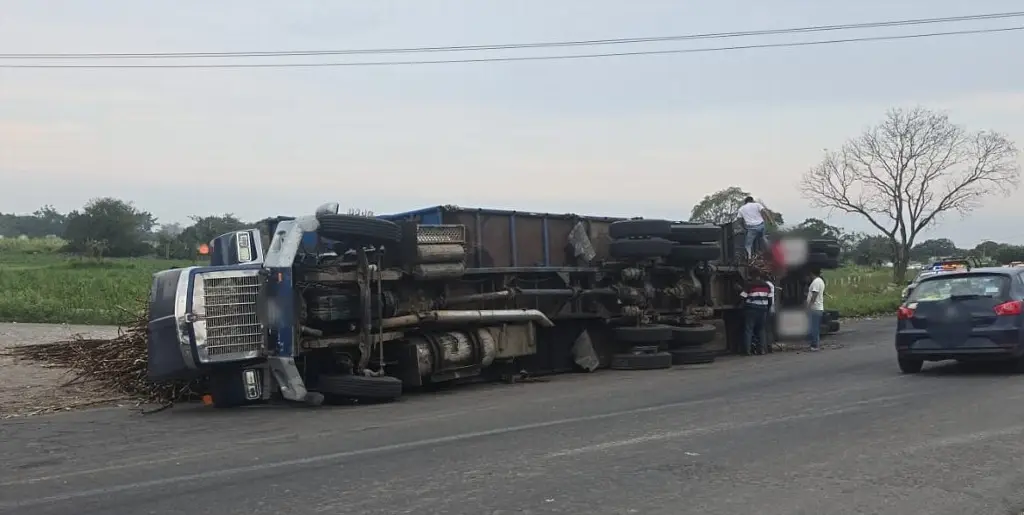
[897,306,915,320]
[994,300,1023,316]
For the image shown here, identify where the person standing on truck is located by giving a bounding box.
[736,196,774,259]
[739,269,773,355]
[805,267,826,351]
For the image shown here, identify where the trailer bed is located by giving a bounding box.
[380,205,742,268]
[377,205,624,268]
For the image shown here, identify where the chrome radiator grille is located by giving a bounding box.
[198,273,264,359]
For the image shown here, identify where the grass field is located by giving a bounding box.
[0,239,197,325]
[822,266,903,318]
[0,238,902,325]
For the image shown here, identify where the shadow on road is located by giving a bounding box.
[920,359,1024,377]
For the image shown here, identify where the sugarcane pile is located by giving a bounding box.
[2,310,204,406]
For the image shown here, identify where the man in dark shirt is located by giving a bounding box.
[739,269,774,355]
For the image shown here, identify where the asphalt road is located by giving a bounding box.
[3,318,1024,515]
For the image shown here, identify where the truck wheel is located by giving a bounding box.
[826,320,840,333]
[668,224,721,244]
[808,239,841,256]
[316,374,403,401]
[669,348,717,365]
[668,243,721,263]
[897,357,923,374]
[610,351,673,370]
[608,219,673,239]
[670,324,717,346]
[614,325,673,343]
[805,252,839,269]
[316,214,402,245]
[609,237,674,259]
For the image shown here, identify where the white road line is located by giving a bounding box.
[544,393,917,458]
[0,403,504,488]
[0,395,735,509]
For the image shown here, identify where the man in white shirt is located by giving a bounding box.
[805,268,826,351]
[736,196,774,259]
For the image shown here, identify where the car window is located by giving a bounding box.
[908,274,1009,302]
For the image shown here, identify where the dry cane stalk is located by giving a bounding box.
[1,307,206,408]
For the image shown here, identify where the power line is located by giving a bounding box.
[1,11,1022,60]
[0,26,1019,69]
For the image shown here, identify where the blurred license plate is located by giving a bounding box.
[776,309,810,338]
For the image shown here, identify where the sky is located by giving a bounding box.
[1,0,1022,247]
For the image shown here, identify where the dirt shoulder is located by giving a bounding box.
[0,323,125,419]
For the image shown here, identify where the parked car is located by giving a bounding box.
[895,267,1024,373]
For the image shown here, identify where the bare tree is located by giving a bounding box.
[801,107,1020,283]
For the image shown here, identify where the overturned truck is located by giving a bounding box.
[146,204,841,408]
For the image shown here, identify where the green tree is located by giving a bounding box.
[0,205,67,238]
[801,107,1021,283]
[994,245,1024,264]
[972,240,1004,262]
[783,218,844,240]
[154,222,192,259]
[177,214,250,250]
[909,238,960,262]
[689,186,785,230]
[63,198,156,258]
[849,235,892,267]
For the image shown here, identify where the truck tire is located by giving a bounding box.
[609,237,674,259]
[808,239,841,256]
[670,324,717,346]
[316,214,402,244]
[316,374,403,401]
[668,224,721,244]
[669,348,717,365]
[669,243,721,263]
[826,320,840,333]
[614,325,673,343]
[805,252,840,269]
[608,219,673,239]
[610,351,673,370]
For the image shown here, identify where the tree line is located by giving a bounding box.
[0,198,250,260]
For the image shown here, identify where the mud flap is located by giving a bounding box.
[572,330,600,372]
[268,356,320,404]
[568,221,596,264]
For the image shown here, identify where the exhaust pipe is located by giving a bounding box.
[379,309,555,330]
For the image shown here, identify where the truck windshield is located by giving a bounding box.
[907,274,1008,303]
